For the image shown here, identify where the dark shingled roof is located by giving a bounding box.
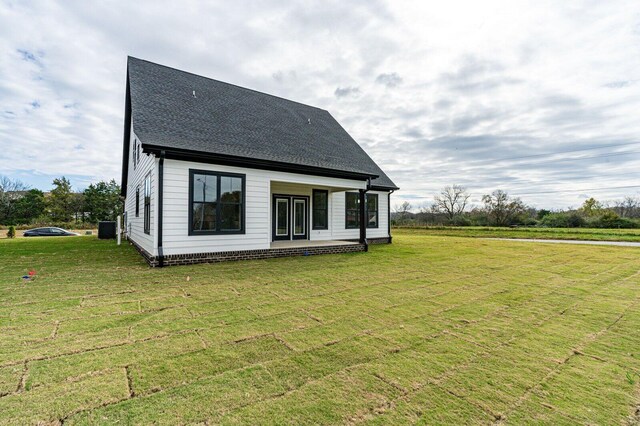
[126,57,397,190]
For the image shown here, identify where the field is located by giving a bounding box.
[394,226,640,242]
[1,232,639,424]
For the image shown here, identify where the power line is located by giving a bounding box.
[510,184,640,196]
[435,150,640,172]
[506,150,640,164]
[427,142,640,170]
[471,141,640,163]
[423,169,640,182]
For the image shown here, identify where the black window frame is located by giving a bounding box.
[345,192,379,229]
[143,173,151,235]
[366,193,379,229]
[345,192,360,229]
[312,189,329,230]
[133,140,137,170]
[188,169,246,236]
[135,186,140,217]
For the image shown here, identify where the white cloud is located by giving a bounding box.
[1,0,639,206]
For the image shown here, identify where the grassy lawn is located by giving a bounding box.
[1,233,639,424]
[394,226,640,242]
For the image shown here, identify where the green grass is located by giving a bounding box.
[0,233,639,424]
[394,226,640,242]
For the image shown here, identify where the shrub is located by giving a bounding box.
[450,215,471,226]
[539,212,585,228]
[588,211,639,229]
[7,226,15,238]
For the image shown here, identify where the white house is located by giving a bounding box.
[121,57,398,266]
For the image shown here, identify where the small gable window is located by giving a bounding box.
[133,139,138,169]
[135,186,140,217]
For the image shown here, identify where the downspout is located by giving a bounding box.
[388,189,395,243]
[359,178,371,252]
[157,151,165,267]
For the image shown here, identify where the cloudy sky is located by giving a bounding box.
[1,0,639,209]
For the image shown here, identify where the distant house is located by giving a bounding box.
[121,57,398,266]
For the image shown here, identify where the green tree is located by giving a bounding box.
[83,180,121,222]
[580,197,602,217]
[536,209,551,220]
[13,189,46,224]
[0,176,29,225]
[482,190,526,226]
[48,177,73,222]
[69,192,86,223]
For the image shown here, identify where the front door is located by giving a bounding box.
[272,195,308,241]
[273,197,290,241]
[292,198,308,240]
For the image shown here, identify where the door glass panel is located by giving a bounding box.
[294,200,305,235]
[276,199,288,236]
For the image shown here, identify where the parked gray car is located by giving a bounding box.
[23,227,79,237]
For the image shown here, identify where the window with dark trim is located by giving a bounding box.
[143,174,151,234]
[345,192,359,229]
[135,186,140,217]
[366,193,378,228]
[189,170,245,235]
[345,192,379,229]
[133,140,137,169]
[312,189,328,230]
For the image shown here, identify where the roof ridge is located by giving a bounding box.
[127,56,329,114]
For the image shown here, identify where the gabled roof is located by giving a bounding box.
[121,57,398,194]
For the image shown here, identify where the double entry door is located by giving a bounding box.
[272,195,308,241]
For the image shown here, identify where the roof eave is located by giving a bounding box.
[141,144,379,182]
[120,64,132,197]
[370,184,400,192]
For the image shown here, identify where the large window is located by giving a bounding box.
[345,192,359,229]
[366,193,378,228]
[143,174,151,234]
[312,189,328,230]
[189,170,245,235]
[345,192,379,229]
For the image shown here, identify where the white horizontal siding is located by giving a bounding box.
[161,160,366,256]
[123,123,156,255]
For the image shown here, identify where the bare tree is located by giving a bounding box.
[614,196,640,218]
[394,201,412,215]
[432,185,470,221]
[394,201,412,223]
[482,189,526,226]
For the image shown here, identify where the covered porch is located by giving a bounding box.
[269,179,370,248]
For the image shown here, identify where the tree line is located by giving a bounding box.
[0,176,122,227]
[393,185,640,228]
